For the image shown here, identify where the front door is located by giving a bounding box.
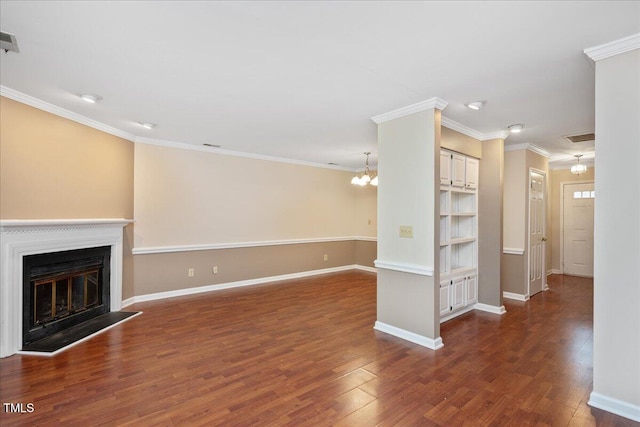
[563,182,595,277]
[529,170,546,296]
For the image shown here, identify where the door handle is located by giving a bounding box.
[541,237,547,242]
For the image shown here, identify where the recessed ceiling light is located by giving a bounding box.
[508,124,525,133]
[80,94,102,103]
[139,122,156,130]
[465,101,485,110]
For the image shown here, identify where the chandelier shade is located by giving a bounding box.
[351,152,378,186]
[570,154,587,175]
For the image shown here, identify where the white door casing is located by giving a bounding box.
[562,182,595,277]
[528,170,546,296]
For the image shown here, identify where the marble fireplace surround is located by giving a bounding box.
[0,219,132,357]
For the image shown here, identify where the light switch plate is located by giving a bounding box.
[399,225,413,238]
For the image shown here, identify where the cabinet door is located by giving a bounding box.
[451,277,465,311]
[440,151,452,186]
[439,281,451,316]
[452,153,466,188]
[465,274,477,305]
[465,157,479,190]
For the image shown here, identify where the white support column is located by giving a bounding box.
[585,34,640,422]
[371,98,447,349]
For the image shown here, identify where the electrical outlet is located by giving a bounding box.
[399,225,413,238]
[188,268,195,277]
[323,254,328,261]
[213,266,218,274]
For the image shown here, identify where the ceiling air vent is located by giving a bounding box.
[0,31,19,53]
[564,133,595,143]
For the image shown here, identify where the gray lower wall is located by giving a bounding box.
[355,240,377,268]
[478,139,504,307]
[377,269,438,340]
[501,253,526,295]
[132,240,371,297]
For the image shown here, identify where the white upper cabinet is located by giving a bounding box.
[465,157,479,190]
[452,153,466,188]
[440,151,452,186]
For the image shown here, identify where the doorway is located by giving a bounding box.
[562,182,595,277]
[528,169,546,297]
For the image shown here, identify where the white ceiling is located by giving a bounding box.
[1,1,639,170]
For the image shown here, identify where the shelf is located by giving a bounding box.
[440,149,478,323]
[450,187,476,194]
[451,237,475,244]
[450,266,476,276]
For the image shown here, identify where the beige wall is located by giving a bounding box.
[501,148,549,296]
[549,167,595,272]
[1,96,377,302]
[503,150,526,251]
[132,142,376,297]
[478,138,504,307]
[354,184,378,238]
[441,126,482,159]
[0,97,134,220]
[0,96,135,298]
[134,143,357,247]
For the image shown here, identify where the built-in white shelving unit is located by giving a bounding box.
[439,149,479,322]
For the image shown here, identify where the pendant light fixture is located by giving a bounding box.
[570,154,587,175]
[351,152,378,186]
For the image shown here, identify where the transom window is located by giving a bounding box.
[573,190,595,199]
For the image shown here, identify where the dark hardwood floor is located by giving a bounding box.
[1,272,637,426]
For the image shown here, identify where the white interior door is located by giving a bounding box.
[529,170,546,296]
[563,183,594,277]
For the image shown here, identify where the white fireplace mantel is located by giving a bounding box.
[0,218,133,357]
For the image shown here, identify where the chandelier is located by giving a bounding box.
[571,154,587,175]
[351,152,378,186]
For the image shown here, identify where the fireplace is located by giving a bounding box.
[0,219,131,357]
[23,246,111,346]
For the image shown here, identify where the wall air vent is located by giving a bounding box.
[0,31,19,53]
[564,133,595,143]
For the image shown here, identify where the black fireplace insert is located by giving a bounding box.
[22,246,111,346]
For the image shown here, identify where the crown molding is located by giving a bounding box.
[441,117,510,141]
[441,117,484,140]
[483,130,511,140]
[371,97,448,124]
[0,86,136,142]
[504,143,551,158]
[135,137,355,172]
[1,86,355,172]
[584,33,640,62]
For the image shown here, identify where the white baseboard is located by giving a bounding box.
[440,305,475,323]
[503,291,529,302]
[373,321,444,350]
[474,303,507,315]
[589,391,640,422]
[547,269,561,276]
[122,264,373,307]
[354,265,377,273]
